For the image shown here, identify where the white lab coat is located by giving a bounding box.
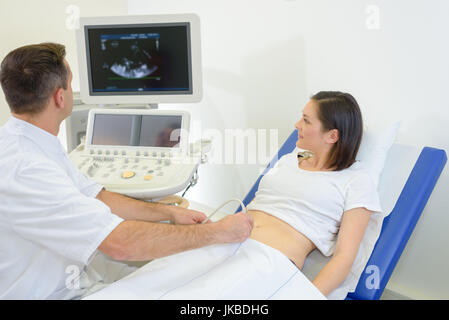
[0,116,132,299]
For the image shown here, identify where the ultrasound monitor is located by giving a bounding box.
[76,14,202,105]
[91,114,183,148]
[85,109,190,154]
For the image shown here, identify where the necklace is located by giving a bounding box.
[297,150,314,165]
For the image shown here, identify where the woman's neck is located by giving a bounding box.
[300,149,334,171]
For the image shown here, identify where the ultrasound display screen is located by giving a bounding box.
[91,114,183,148]
[86,23,192,95]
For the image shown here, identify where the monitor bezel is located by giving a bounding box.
[76,14,202,105]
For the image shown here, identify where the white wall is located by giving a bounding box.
[126,0,449,299]
[0,0,128,126]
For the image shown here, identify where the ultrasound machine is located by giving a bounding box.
[67,14,207,200]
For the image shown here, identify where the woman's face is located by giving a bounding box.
[295,99,332,152]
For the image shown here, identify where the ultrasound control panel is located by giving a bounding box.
[69,109,201,199]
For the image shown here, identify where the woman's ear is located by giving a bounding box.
[327,129,339,144]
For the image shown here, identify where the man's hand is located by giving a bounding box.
[96,189,209,223]
[170,207,209,225]
[213,211,254,243]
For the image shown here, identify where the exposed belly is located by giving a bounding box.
[248,210,316,269]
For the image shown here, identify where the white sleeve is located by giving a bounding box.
[344,171,383,214]
[9,158,124,265]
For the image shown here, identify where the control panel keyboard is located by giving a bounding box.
[69,146,200,199]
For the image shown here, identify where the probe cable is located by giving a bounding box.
[201,199,247,224]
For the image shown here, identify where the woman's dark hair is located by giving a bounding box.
[310,91,363,171]
[0,42,68,114]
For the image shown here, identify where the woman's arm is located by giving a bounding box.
[312,207,372,297]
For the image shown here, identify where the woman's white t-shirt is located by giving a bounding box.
[247,148,383,257]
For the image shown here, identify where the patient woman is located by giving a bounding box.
[86,91,382,300]
[246,91,381,297]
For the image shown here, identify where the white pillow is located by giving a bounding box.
[356,121,401,188]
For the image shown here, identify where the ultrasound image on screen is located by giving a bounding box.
[91,114,182,148]
[86,23,191,95]
[102,33,161,80]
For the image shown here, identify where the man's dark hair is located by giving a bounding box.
[311,91,364,171]
[0,42,68,114]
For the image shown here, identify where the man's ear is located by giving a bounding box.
[53,87,64,109]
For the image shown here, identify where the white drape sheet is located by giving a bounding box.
[84,239,326,300]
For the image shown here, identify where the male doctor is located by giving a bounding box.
[0,43,253,299]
